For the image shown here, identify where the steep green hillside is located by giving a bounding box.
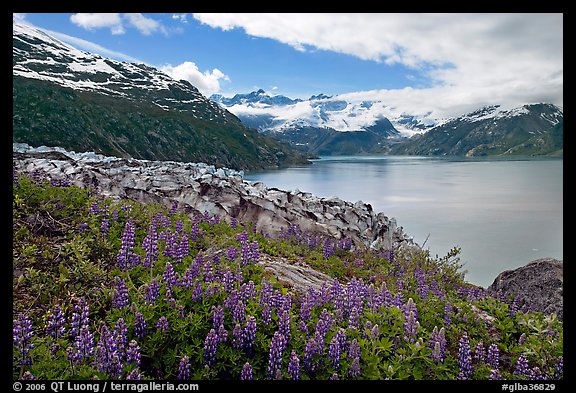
[13,76,312,170]
[390,104,563,157]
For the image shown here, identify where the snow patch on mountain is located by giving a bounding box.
[213,90,438,136]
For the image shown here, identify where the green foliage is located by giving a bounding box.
[12,173,563,381]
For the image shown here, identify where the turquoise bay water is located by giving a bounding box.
[245,156,563,288]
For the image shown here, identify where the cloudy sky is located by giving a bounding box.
[14,13,563,118]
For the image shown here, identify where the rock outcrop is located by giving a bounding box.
[13,144,417,253]
[488,258,563,321]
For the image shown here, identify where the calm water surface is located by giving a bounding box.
[245,156,563,288]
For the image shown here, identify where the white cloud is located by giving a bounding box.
[124,13,165,35]
[172,14,188,23]
[70,13,168,36]
[70,13,124,35]
[160,61,230,97]
[193,13,563,118]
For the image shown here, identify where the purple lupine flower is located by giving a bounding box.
[211,306,225,330]
[261,303,272,327]
[89,201,101,215]
[329,373,339,380]
[240,241,251,267]
[20,371,35,380]
[236,231,249,244]
[142,223,159,268]
[13,313,34,366]
[415,267,429,299]
[113,318,128,360]
[66,345,82,364]
[554,356,563,379]
[100,218,110,236]
[217,324,228,343]
[487,343,500,369]
[126,368,142,380]
[287,351,300,380]
[191,280,203,301]
[429,326,446,364]
[380,282,391,307]
[347,306,361,330]
[163,229,178,258]
[347,338,361,361]
[240,362,253,380]
[69,298,90,340]
[322,239,334,260]
[75,325,95,359]
[190,220,202,241]
[370,324,380,341]
[514,355,530,378]
[112,278,130,308]
[46,304,66,339]
[175,218,183,233]
[240,281,257,302]
[232,323,243,350]
[348,357,361,378]
[243,315,257,353]
[233,299,246,324]
[145,279,161,305]
[443,302,452,327]
[489,369,502,380]
[126,340,141,366]
[117,219,138,270]
[175,234,189,264]
[509,295,522,317]
[314,309,333,342]
[203,329,219,367]
[202,258,215,284]
[134,312,147,339]
[156,316,169,332]
[303,335,321,373]
[227,246,238,262]
[529,367,543,380]
[180,266,198,289]
[328,329,347,370]
[518,333,527,346]
[221,268,235,292]
[278,310,291,342]
[163,262,178,288]
[457,333,473,380]
[250,241,260,263]
[94,325,123,378]
[267,331,287,379]
[403,298,419,343]
[474,341,486,363]
[178,355,191,380]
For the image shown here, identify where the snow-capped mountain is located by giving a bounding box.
[211,89,437,137]
[389,103,563,157]
[12,22,312,170]
[12,22,232,121]
[212,89,562,157]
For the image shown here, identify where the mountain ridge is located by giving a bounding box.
[12,22,313,170]
[212,89,563,157]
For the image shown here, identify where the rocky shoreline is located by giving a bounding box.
[12,143,417,253]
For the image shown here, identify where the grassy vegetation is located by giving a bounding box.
[12,171,563,381]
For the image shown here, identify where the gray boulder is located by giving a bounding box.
[488,258,563,321]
